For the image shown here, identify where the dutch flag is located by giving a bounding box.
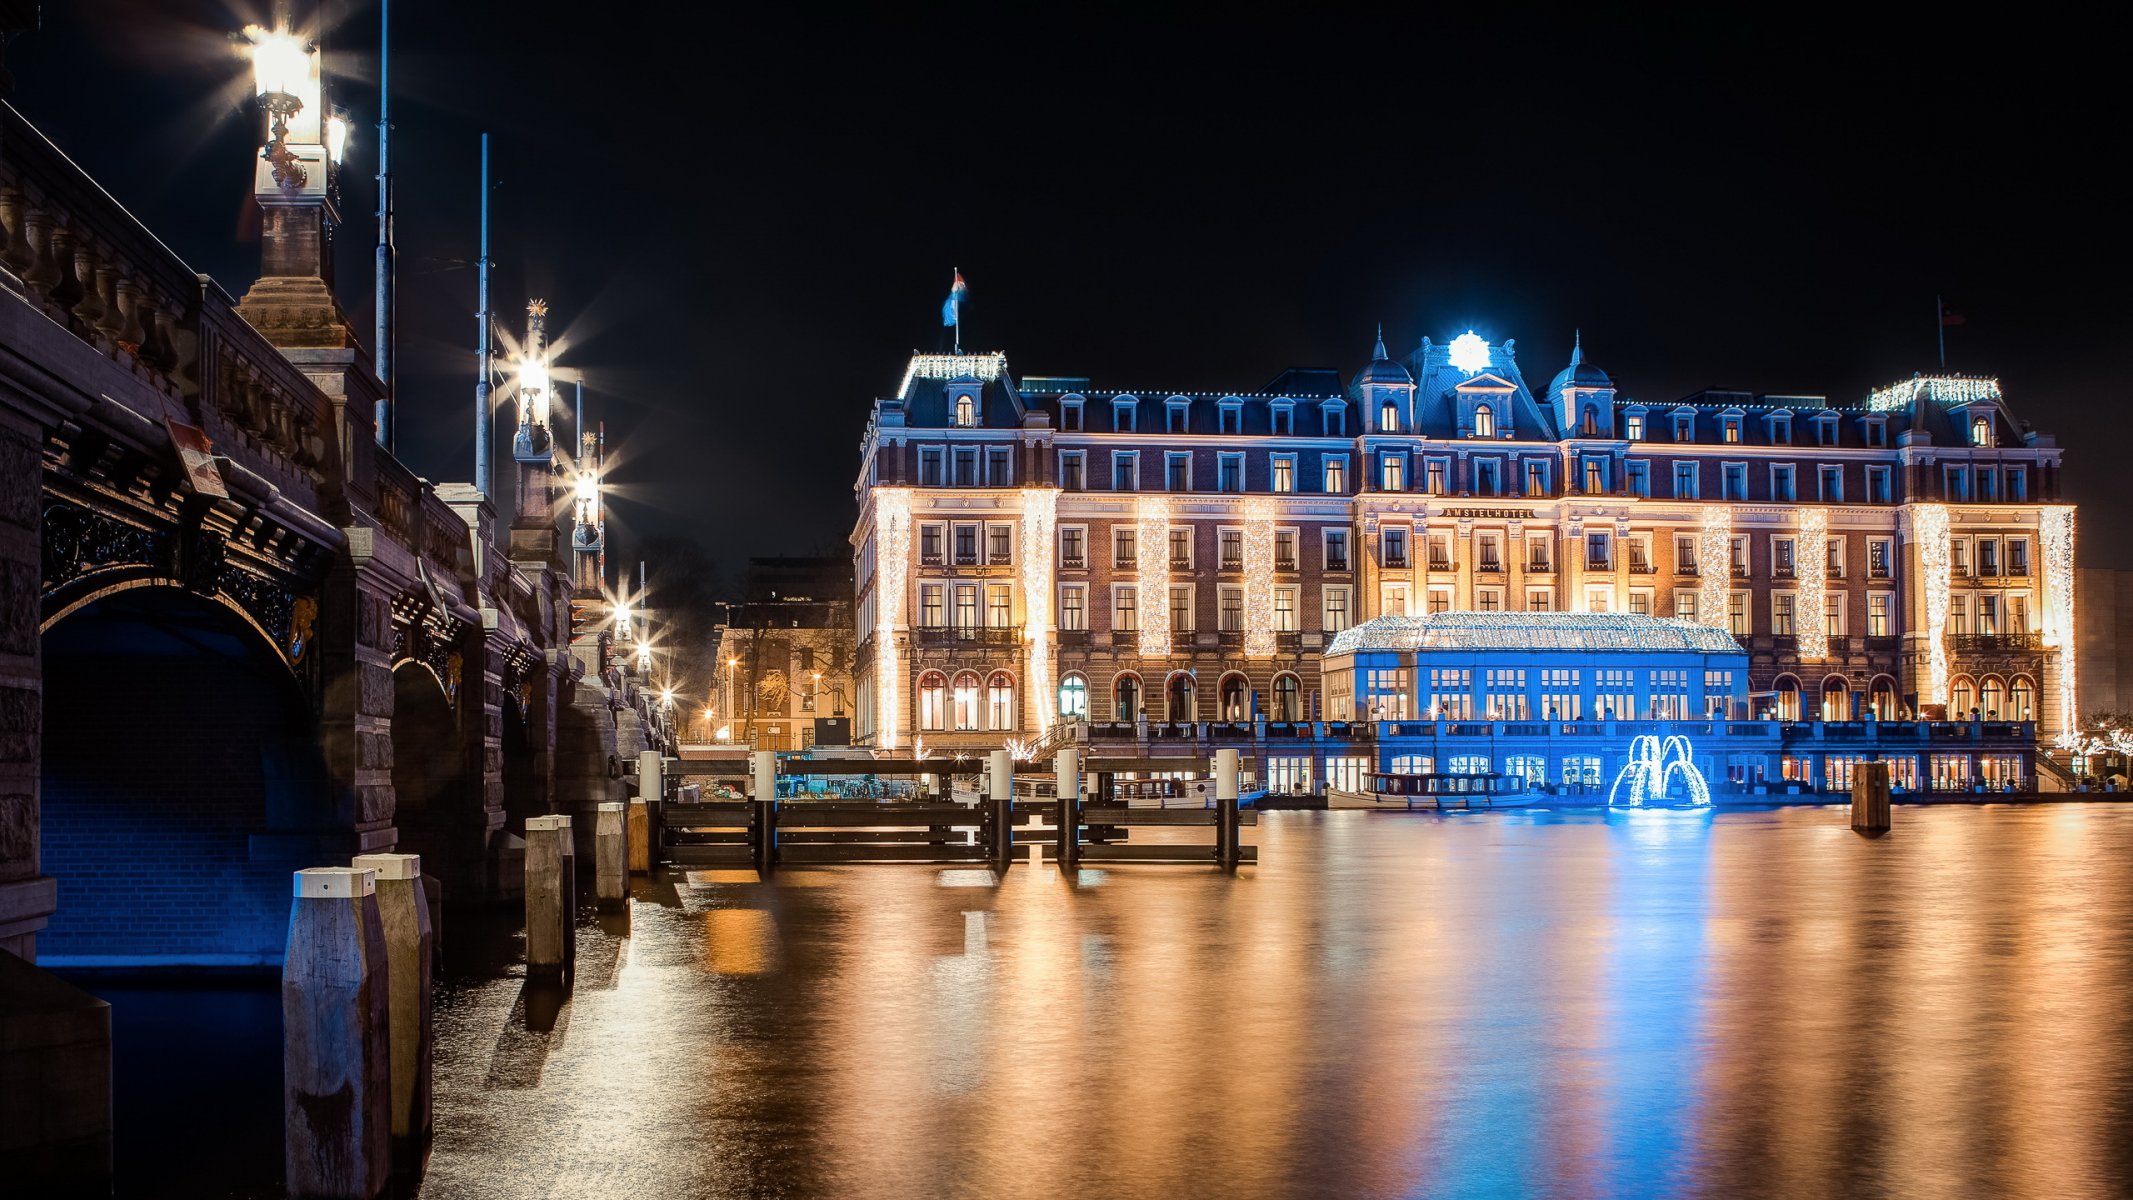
[941,269,967,327]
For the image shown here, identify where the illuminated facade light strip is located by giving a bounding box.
[873,489,912,751]
[1697,505,1731,630]
[1865,375,2003,413]
[897,352,1008,397]
[1242,498,1278,658]
[1019,488,1059,729]
[2042,505,2078,731]
[1796,506,1829,662]
[1912,503,1951,706]
[1135,496,1172,659]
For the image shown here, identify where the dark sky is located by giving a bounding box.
[9,3,2130,569]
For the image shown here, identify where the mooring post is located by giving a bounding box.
[1215,748,1241,872]
[523,816,570,976]
[627,797,651,874]
[284,867,392,1200]
[1055,747,1081,873]
[989,749,1015,875]
[348,854,432,1178]
[752,749,779,875]
[557,814,578,968]
[595,802,627,906]
[1852,759,1892,832]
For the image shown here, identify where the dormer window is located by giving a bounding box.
[1674,413,1695,442]
[1580,406,1599,437]
[1271,404,1294,436]
[1722,417,1742,444]
[1865,418,1887,447]
[1061,400,1083,431]
[1113,400,1137,432]
[1971,415,1993,447]
[1380,400,1399,432]
[1324,405,1346,437]
[1218,402,1243,435]
[1624,413,1644,440]
[953,393,977,428]
[1166,400,1190,433]
[1473,404,1495,439]
[1770,416,1791,444]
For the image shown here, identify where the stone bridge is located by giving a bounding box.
[0,95,664,988]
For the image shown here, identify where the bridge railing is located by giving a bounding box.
[3,101,341,514]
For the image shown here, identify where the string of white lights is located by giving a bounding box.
[1242,498,1277,658]
[1912,503,1951,706]
[1796,507,1829,661]
[1697,506,1731,630]
[1018,488,1059,729]
[873,489,912,751]
[1865,375,2002,413]
[2042,505,2077,731]
[1135,496,1171,658]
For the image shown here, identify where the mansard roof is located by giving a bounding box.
[1406,336,1560,439]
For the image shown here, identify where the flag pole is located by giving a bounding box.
[1936,294,1945,371]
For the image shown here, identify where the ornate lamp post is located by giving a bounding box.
[248,26,311,193]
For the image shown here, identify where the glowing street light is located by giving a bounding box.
[324,110,350,165]
[246,25,312,192]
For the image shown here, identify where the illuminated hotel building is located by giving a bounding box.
[849,331,2075,757]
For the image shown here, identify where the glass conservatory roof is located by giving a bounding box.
[1325,612,1747,657]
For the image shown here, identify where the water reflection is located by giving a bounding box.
[86,805,2133,1198]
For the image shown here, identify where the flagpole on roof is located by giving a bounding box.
[1936,295,1945,371]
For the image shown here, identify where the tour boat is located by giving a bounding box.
[1327,771,1536,811]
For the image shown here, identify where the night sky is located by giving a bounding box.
[9,3,2129,569]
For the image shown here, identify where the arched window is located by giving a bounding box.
[1971,415,1991,446]
[955,393,977,428]
[1979,675,2005,718]
[951,671,982,731]
[918,671,948,731]
[1580,406,1599,437]
[987,671,1016,731]
[1473,404,1495,438]
[1114,673,1142,722]
[1058,673,1088,720]
[1272,672,1302,722]
[1167,672,1197,723]
[1774,674,1801,722]
[1950,675,1976,717]
[1822,676,1851,721]
[2010,675,2036,721]
[1380,400,1399,432]
[1870,675,1898,719]
[1218,673,1250,722]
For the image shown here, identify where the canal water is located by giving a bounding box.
[80,804,2133,1198]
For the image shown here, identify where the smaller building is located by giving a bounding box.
[1322,612,1749,723]
[708,558,857,751]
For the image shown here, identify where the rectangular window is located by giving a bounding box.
[1323,586,1352,633]
[1325,529,1350,572]
[1476,459,1501,496]
[1113,527,1136,568]
[1477,532,1502,571]
[1217,586,1243,631]
[1484,668,1529,720]
[1381,583,1410,616]
[987,584,1012,628]
[1867,465,1892,503]
[1868,592,1891,637]
[953,523,979,565]
[1220,528,1244,570]
[1060,526,1086,569]
[1428,534,1452,571]
[1428,669,1473,720]
[1113,402,1136,432]
[1723,418,1742,444]
[1166,452,1192,492]
[1383,528,1410,569]
[1425,460,1448,495]
[952,448,977,486]
[1628,536,1652,572]
[1218,453,1244,492]
[2007,467,2027,500]
[954,584,979,629]
[1525,459,1548,497]
[2007,538,2030,575]
[1977,467,1998,501]
[1952,538,1970,576]
[1112,452,1139,491]
[1166,403,1187,433]
[987,524,1013,565]
[1060,585,1087,631]
[1944,465,1969,500]
[1730,536,1749,575]
[1477,587,1504,612]
[1826,536,1845,578]
[1168,527,1192,570]
[1625,414,1644,440]
[1674,590,1698,622]
[1626,460,1650,497]
[1274,529,1298,571]
[1586,532,1611,570]
[919,448,944,487]
[1113,586,1138,632]
[1676,535,1697,575]
[1675,414,1695,442]
[1728,591,1750,636]
[1527,588,1553,612]
[1771,464,1796,502]
[1819,465,1843,502]
[919,523,944,565]
[1060,402,1082,432]
[1173,585,1197,632]
[1380,453,1406,492]
[1772,592,1796,636]
[1674,462,1699,499]
[1323,456,1347,493]
[1219,405,1241,435]
[1541,668,1581,720]
[1868,537,1891,579]
[1271,407,1292,435]
[986,447,1011,485]
[1722,462,1747,500]
[1648,668,1690,719]
[1274,586,1298,631]
[1771,418,1791,445]
[1867,419,1887,446]
[1271,454,1296,493]
[1528,536,1553,571]
[1824,591,1846,636]
[1585,457,1608,494]
[1630,592,1652,617]
[1774,536,1797,578]
[1060,451,1086,491]
[921,583,944,627]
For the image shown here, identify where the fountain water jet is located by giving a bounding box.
[1607,735,1712,807]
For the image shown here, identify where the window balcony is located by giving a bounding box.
[1062,555,1086,570]
[1275,556,1298,572]
[1476,560,1503,573]
[1952,632,2040,652]
[915,625,1023,648]
[1274,631,1302,653]
[1057,629,1091,648]
[1731,564,1750,577]
[1629,562,1656,574]
[1220,556,1244,571]
[1773,564,1795,579]
[1326,557,1350,572]
[1526,561,1554,574]
[1169,555,1192,570]
[1216,630,1245,648]
[1679,563,1700,576]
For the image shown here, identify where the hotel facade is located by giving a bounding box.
[848,330,2075,761]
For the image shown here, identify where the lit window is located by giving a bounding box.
[1271,455,1296,493]
[1380,453,1406,492]
[1323,457,1347,493]
[1473,404,1495,438]
[954,393,977,427]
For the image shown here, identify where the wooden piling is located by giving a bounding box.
[1214,748,1242,872]
[989,750,1014,875]
[283,867,392,1200]
[595,803,627,906]
[627,798,650,874]
[752,750,779,875]
[1852,760,1892,832]
[349,853,432,1178]
[1055,748,1081,872]
[524,817,570,975]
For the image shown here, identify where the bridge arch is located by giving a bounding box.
[38,585,332,965]
[388,658,478,903]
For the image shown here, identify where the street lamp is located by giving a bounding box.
[247,25,311,192]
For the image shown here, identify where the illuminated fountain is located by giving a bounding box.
[1607,735,1712,808]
